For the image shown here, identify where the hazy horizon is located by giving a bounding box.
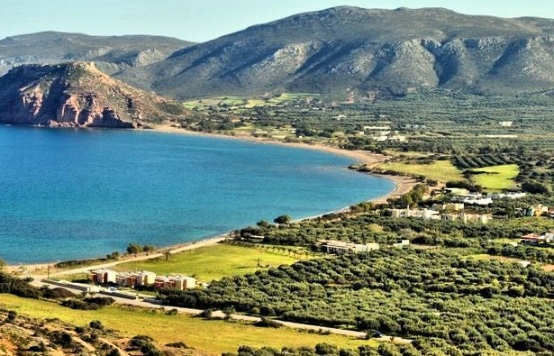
[1,0,553,42]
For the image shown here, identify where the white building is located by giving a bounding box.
[390,207,440,220]
[462,197,493,206]
[491,192,527,200]
[320,240,380,254]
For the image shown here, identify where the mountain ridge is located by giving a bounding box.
[0,31,193,76]
[115,6,554,98]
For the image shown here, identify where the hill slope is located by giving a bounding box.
[116,7,554,98]
[0,31,192,76]
[0,62,192,128]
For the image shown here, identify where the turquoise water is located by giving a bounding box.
[0,126,394,263]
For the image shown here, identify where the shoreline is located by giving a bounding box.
[149,125,387,165]
[6,125,415,272]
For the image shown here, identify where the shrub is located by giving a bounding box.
[89,320,104,330]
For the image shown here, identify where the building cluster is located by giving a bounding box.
[89,269,196,291]
[443,191,553,218]
[389,205,492,224]
[442,191,529,207]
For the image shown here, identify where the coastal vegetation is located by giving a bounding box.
[160,249,554,354]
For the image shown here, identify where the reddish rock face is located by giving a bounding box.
[0,62,188,128]
[53,94,133,128]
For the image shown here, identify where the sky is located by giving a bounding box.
[2,0,554,42]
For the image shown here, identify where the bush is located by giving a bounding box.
[6,310,17,322]
[274,215,292,224]
[254,317,282,328]
[43,287,75,299]
[521,181,549,194]
[83,297,115,307]
[89,320,104,330]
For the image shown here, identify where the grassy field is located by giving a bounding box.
[0,295,372,355]
[378,160,464,182]
[113,244,305,282]
[470,164,519,191]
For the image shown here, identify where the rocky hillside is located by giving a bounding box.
[0,309,196,355]
[0,31,192,76]
[0,62,192,128]
[116,7,554,98]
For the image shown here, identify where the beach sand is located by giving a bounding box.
[150,124,387,165]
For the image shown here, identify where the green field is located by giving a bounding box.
[0,294,371,355]
[114,244,305,281]
[470,164,519,191]
[378,160,464,182]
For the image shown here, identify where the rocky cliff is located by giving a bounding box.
[0,62,191,128]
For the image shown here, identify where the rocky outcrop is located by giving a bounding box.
[0,62,190,128]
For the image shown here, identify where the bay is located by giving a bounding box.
[0,126,394,263]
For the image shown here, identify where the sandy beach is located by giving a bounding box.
[149,124,387,165]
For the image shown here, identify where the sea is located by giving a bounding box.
[0,125,394,263]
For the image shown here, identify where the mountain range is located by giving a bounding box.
[115,6,554,98]
[0,31,192,76]
[2,7,554,104]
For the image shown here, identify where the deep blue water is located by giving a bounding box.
[0,126,394,263]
